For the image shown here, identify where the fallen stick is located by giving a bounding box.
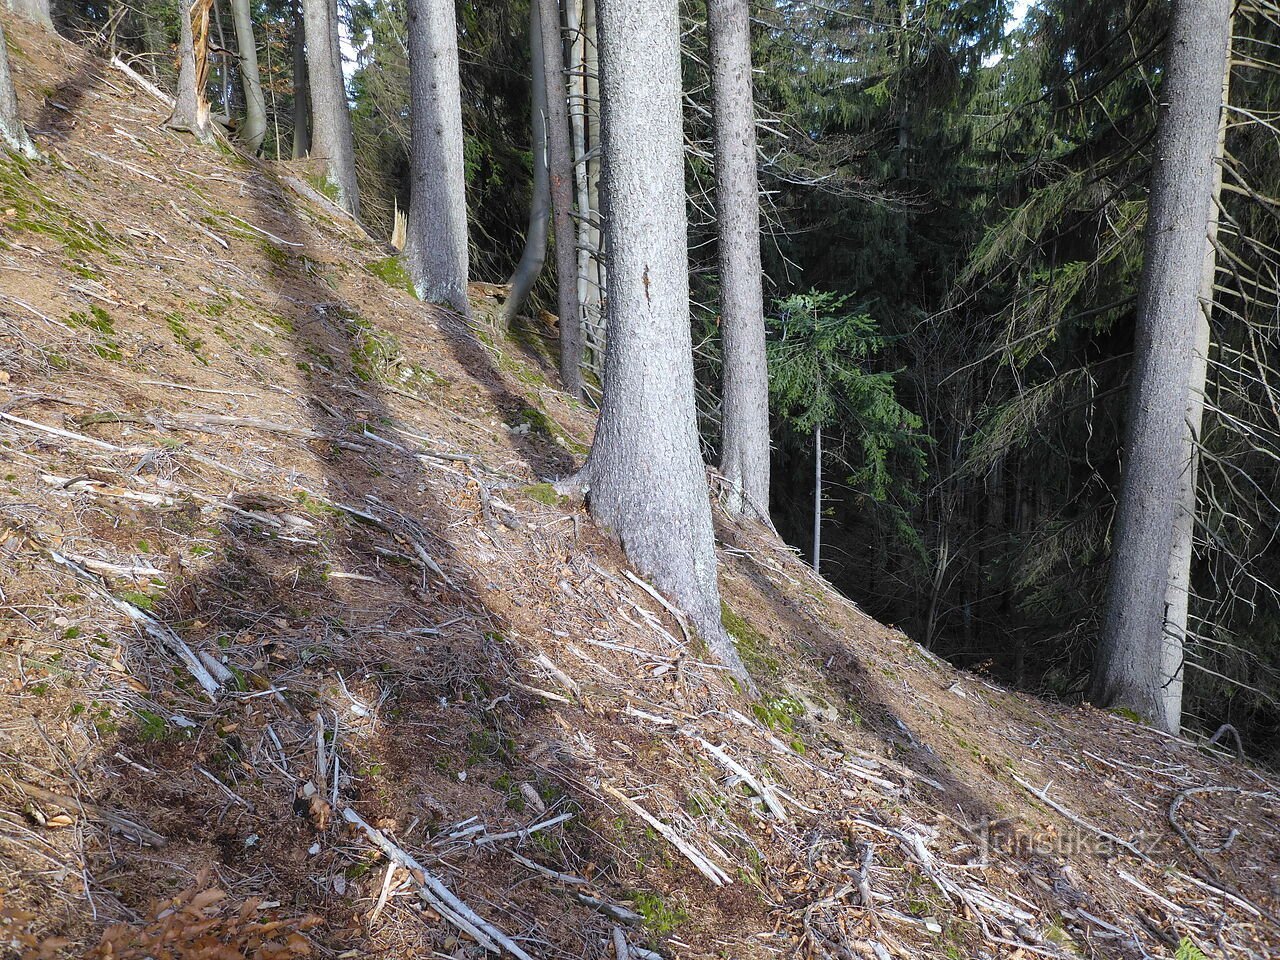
[620,570,693,647]
[109,55,175,107]
[342,807,535,960]
[9,780,165,846]
[696,738,788,821]
[1010,773,1152,862]
[600,784,731,887]
[0,411,129,452]
[475,811,574,846]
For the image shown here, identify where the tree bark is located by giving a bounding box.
[230,0,267,153]
[581,0,604,368]
[709,0,770,525]
[502,0,551,327]
[168,0,214,141]
[403,0,469,313]
[301,0,359,216]
[537,0,584,396]
[1091,0,1230,731]
[0,21,38,158]
[566,0,593,361]
[291,0,311,159]
[9,0,53,30]
[1160,28,1232,735]
[576,0,749,684]
[812,422,822,573]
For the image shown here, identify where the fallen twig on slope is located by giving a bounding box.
[341,807,536,960]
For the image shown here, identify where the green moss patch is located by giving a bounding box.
[67,306,123,362]
[365,255,417,298]
[722,602,780,676]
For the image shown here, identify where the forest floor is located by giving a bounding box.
[1,17,1278,960]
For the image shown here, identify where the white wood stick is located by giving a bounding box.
[600,784,731,886]
[342,808,535,959]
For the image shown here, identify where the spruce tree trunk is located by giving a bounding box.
[10,0,53,30]
[0,22,37,158]
[537,0,584,396]
[168,0,214,141]
[301,0,359,216]
[230,0,267,153]
[1160,31,1232,735]
[502,0,551,327]
[582,0,604,367]
[576,0,749,684]
[291,0,311,159]
[566,0,593,357]
[212,0,230,115]
[812,422,822,573]
[709,0,770,525]
[1091,0,1230,731]
[402,0,469,313]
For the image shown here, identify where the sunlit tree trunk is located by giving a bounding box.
[403,0,469,312]
[230,0,267,153]
[573,0,749,684]
[9,0,53,30]
[503,0,551,327]
[1160,27,1232,735]
[168,0,214,141]
[709,0,770,525]
[537,0,583,395]
[301,0,359,215]
[0,21,38,158]
[1092,0,1230,731]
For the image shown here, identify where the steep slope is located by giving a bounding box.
[1,19,1277,960]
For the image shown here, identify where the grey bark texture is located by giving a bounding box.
[537,0,584,396]
[0,21,37,158]
[291,0,311,159]
[168,0,213,140]
[402,0,469,313]
[230,0,267,153]
[708,0,771,525]
[8,0,52,30]
[1160,32,1232,735]
[301,0,359,216]
[1091,0,1230,731]
[502,0,551,327]
[578,0,750,685]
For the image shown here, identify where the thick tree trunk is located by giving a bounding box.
[0,22,37,158]
[403,0,469,312]
[168,0,214,141]
[502,0,551,327]
[1160,32,1232,735]
[1091,0,1230,731]
[230,0,267,153]
[9,0,53,30]
[301,0,359,216]
[537,0,583,396]
[577,0,749,684]
[709,0,770,525]
[291,0,311,159]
